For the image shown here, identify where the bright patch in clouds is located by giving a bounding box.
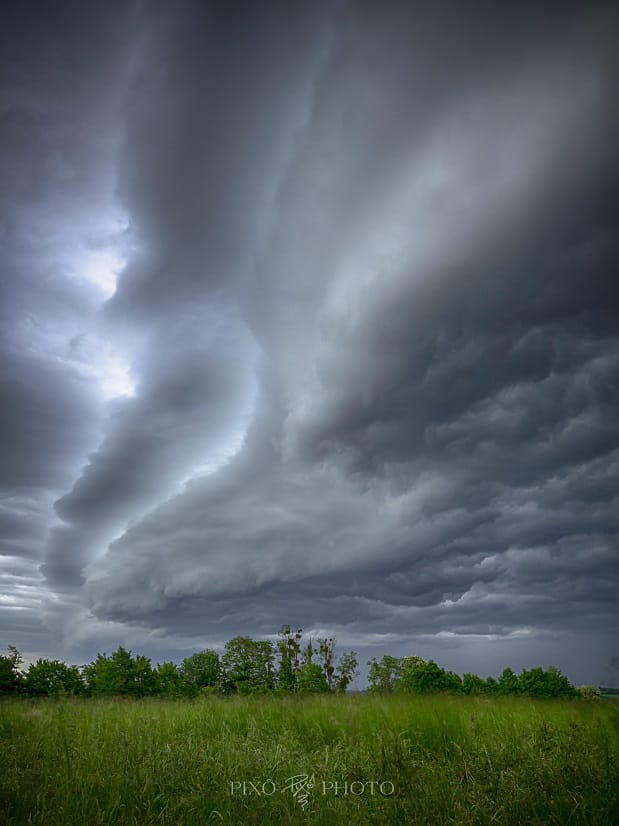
[68,334,135,400]
[95,350,135,400]
[82,250,124,299]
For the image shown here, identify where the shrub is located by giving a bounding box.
[576,684,602,701]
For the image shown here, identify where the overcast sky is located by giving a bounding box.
[1,1,617,685]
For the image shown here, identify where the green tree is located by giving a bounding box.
[297,662,329,693]
[23,659,84,696]
[519,667,550,697]
[462,672,487,695]
[498,667,520,695]
[181,650,222,692]
[221,636,274,695]
[395,657,427,692]
[484,676,499,694]
[301,639,315,666]
[367,655,403,693]
[518,666,576,698]
[398,659,460,693]
[400,655,425,674]
[154,662,191,696]
[276,625,303,693]
[443,669,463,693]
[0,645,22,694]
[82,647,155,696]
[335,650,359,692]
[133,654,157,696]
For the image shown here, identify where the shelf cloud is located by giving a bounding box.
[1,1,617,681]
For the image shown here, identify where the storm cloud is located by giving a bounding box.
[1,1,617,682]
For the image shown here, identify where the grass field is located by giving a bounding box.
[1,694,618,825]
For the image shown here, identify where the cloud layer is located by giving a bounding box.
[1,1,617,681]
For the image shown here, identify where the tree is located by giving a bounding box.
[398,659,461,693]
[396,657,428,692]
[443,669,463,693]
[0,645,22,694]
[400,656,425,675]
[83,647,130,695]
[317,637,336,690]
[23,659,84,696]
[154,662,191,696]
[367,655,403,693]
[301,639,315,666]
[484,676,499,694]
[498,667,520,695]
[462,673,487,695]
[83,648,132,695]
[518,666,576,698]
[181,650,222,692]
[297,662,329,693]
[519,667,550,697]
[82,647,156,696]
[276,625,303,693]
[335,651,359,692]
[221,636,274,695]
[133,654,157,696]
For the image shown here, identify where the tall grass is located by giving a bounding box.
[1,694,617,824]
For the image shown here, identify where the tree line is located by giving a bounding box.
[0,627,358,698]
[0,629,584,699]
[367,654,579,698]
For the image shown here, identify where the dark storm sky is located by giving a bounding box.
[1,0,618,683]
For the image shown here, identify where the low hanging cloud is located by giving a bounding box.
[1,1,617,681]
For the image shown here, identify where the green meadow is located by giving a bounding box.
[1,694,618,825]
